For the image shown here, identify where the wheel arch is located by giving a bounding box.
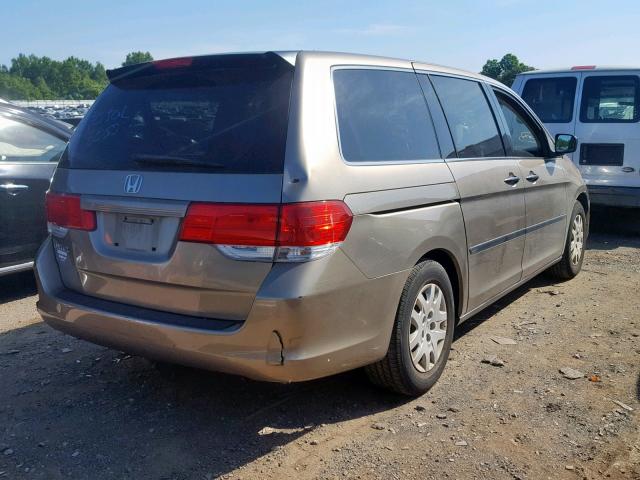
[576,190,590,235]
[577,190,589,214]
[416,248,464,321]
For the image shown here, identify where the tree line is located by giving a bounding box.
[0,51,153,100]
[480,53,534,86]
[0,51,531,100]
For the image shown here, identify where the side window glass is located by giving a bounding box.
[495,91,544,157]
[416,74,457,159]
[333,69,440,162]
[580,75,639,123]
[521,77,577,123]
[430,75,504,158]
[0,116,66,163]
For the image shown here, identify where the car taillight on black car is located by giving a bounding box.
[179,200,353,262]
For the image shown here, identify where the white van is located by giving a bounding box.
[513,67,640,207]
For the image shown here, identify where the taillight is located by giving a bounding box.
[45,192,96,231]
[275,201,353,262]
[179,201,353,262]
[180,204,279,245]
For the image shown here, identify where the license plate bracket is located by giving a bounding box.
[115,215,159,252]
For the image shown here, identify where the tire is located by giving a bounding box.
[549,201,587,280]
[365,260,455,396]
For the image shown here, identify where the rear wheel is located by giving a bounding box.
[365,260,455,396]
[549,201,586,280]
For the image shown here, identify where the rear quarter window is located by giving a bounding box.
[521,77,577,123]
[333,69,441,163]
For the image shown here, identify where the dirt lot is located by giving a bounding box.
[1,207,638,480]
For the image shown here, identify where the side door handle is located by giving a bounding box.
[503,173,520,186]
[526,171,539,183]
[0,183,30,196]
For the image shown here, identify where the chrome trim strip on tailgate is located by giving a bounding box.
[81,195,189,217]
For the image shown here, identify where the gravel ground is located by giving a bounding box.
[0,207,638,480]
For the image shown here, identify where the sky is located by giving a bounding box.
[2,0,639,72]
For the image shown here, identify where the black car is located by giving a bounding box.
[0,101,72,275]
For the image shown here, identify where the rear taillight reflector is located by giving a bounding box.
[45,192,96,231]
[179,201,353,262]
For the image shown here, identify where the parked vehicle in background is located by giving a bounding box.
[36,51,588,396]
[0,102,72,275]
[513,67,640,207]
[11,100,92,128]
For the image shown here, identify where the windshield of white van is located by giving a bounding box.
[61,54,294,173]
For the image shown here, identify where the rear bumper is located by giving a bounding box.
[35,237,407,383]
[587,185,640,208]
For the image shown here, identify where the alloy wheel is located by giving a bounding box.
[409,283,447,373]
[570,214,584,265]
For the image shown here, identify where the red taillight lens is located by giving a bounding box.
[45,192,96,231]
[278,201,353,246]
[179,203,279,245]
[179,201,353,261]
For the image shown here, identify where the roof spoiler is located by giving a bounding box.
[106,51,294,83]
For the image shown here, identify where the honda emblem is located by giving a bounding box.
[124,174,143,194]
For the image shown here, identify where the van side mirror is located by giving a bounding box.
[554,134,577,155]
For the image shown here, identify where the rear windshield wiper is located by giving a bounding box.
[131,154,225,169]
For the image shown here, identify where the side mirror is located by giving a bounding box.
[554,134,577,155]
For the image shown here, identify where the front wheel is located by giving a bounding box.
[549,201,587,280]
[365,260,455,396]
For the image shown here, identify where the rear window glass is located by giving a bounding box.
[521,77,577,123]
[333,69,440,162]
[580,75,639,123]
[62,56,294,173]
[430,75,504,158]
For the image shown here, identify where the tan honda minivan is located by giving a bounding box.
[35,51,589,395]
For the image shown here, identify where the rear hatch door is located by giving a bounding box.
[50,52,294,321]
